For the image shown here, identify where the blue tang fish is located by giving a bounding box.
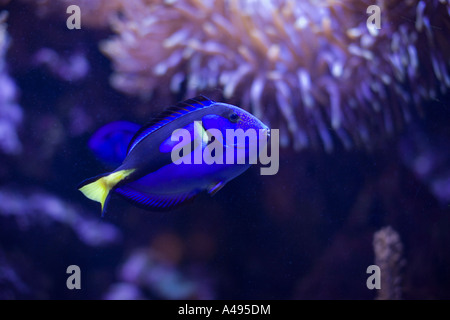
[79,96,270,215]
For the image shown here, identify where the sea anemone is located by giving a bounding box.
[99,0,450,151]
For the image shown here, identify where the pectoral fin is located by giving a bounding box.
[207,181,226,196]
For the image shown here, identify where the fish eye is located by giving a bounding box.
[228,113,240,123]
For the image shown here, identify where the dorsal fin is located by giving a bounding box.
[126,95,215,155]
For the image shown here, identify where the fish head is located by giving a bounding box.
[201,102,270,152]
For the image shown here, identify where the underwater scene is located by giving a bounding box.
[0,0,449,300]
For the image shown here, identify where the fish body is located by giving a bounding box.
[79,96,269,215]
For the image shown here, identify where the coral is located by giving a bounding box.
[399,123,450,204]
[100,0,450,151]
[0,249,30,299]
[0,187,121,247]
[33,48,90,82]
[373,226,404,300]
[0,11,22,155]
[104,248,214,299]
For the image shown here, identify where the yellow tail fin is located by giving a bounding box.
[79,169,135,214]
